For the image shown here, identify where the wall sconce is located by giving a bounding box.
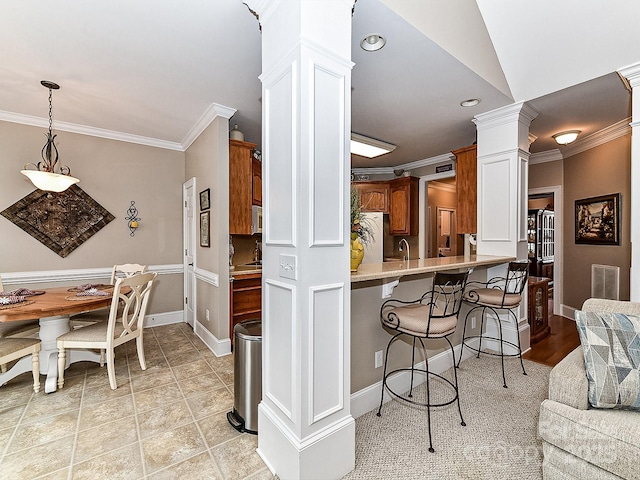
[553,130,581,145]
[125,201,140,236]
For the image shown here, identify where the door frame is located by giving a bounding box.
[528,185,563,316]
[183,178,197,326]
[418,171,455,259]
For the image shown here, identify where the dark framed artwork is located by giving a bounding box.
[199,188,210,211]
[200,211,210,247]
[575,193,620,245]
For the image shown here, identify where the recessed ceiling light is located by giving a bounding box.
[360,34,386,52]
[553,130,581,145]
[460,98,480,107]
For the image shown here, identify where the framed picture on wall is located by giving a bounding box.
[199,188,210,211]
[575,193,620,245]
[200,211,210,247]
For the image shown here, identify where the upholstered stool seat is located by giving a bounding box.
[377,271,469,453]
[456,261,529,388]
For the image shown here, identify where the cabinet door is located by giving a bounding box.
[229,139,257,235]
[453,144,477,234]
[229,273,262,347]
[352,181,390,213]
[252,158,262,206]
[389,177,418,235]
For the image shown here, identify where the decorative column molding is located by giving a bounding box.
[473,101,538,258]
[245,1,356,478]
[618,62,640,301]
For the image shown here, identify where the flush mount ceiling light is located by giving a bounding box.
[360,34,386,52]
[460,98,480,107]
[351,133,396,158]
[21,81,79,193]
[552,130,581,145]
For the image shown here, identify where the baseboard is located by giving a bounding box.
[144,310,183,328]
[350,339,480,419]
[561,304,577,320]
[194,319,231,357]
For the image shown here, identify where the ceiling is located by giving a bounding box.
[0,1,638,170]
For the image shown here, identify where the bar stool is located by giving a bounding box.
[456,261,529,388]
[376,271,469,453]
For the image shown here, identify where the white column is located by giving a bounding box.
[472,102,538,352]
[244,1,355,479]
[619,63,640,301]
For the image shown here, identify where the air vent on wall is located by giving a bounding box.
[591,264,620,300]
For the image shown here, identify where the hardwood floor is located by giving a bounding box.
[523,302,581,367]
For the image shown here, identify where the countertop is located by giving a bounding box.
[230,265,262,277]
[350,255,515,283]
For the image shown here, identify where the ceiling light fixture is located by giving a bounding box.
[351,133,396,158]
[21,81,79,192]
[552,130,581,146]
[460,98,480,107]
[360,34,386,52]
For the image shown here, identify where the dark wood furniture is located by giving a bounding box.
[229,139,258,235]
[528,276,551,344]
[453,144,477,234]
[351,181,390,213]
[230,272,262,348]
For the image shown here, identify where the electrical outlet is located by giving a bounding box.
[205,309,210,321]
[471,316,476,329]
[375,350,383,368]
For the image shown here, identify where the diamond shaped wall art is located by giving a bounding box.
[1,185,115,258]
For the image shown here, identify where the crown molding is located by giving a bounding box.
[473,101,539,129]
[561,117,631,158]
[0,102,238,153]
[351,152,455,176]
[618,62,640,88]
[529,149,563,165]
[181,103,237,151]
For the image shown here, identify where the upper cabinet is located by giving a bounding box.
[252,157,262,207]
[453,144,477,234]
[352,181,390,213]
[389,176,419,236]
[230,139,258,235]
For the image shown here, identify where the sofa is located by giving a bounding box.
[538,298,640,480]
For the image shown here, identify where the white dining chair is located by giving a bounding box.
[57,272,157,390]
[0,337,41,393]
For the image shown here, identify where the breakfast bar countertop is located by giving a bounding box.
[350,255,516,283]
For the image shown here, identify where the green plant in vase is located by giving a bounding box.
[350,188,374,271]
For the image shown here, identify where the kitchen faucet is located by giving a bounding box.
[399,238,410,262]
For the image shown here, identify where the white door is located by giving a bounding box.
[183,179,196,327]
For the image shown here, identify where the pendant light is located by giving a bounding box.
[21,81,79,192]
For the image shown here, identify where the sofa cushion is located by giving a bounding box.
[575,310,640,410]
[539,399,640,479]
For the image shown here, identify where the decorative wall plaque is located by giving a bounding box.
[1,185,115,258]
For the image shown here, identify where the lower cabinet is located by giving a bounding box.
[229,272,262,348]
[528,276,550,344]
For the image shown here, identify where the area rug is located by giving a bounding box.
[344,357,551,480]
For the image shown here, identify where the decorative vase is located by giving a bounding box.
[230,124,245,141]
[350,234,365,272]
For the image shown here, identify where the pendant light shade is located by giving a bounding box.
[21,81,79,192]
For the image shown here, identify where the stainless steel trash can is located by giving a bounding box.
[227,319,262,434]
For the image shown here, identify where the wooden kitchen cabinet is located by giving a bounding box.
[389,176,419,235]
[453,144,477,234]
[229,272,262,348]
[229,139,258,235]
[352,181,390,213]
[528,276,551,344]
[252,157,262,206]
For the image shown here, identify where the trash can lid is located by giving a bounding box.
[234,319,262,340]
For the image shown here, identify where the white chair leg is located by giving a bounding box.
[100,349,105,367]
[136,337,146,371]
[106,349,117,390]
[32,351,40,394]
[57,348,66,389]
[0,363,6,374]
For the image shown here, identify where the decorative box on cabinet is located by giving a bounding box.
[528,276,550,344]
[229,272,262,348]
[351,181,390,213]
[389,176,419,235]
[453,144,477,234]
[229,139,258,235]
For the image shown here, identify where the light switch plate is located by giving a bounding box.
[279,254,297,280]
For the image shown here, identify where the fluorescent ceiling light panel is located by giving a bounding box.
[351,133,396,158]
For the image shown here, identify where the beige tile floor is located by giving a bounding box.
[0,323,274,480]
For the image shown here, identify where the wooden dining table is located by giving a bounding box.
[0,286,114,393]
